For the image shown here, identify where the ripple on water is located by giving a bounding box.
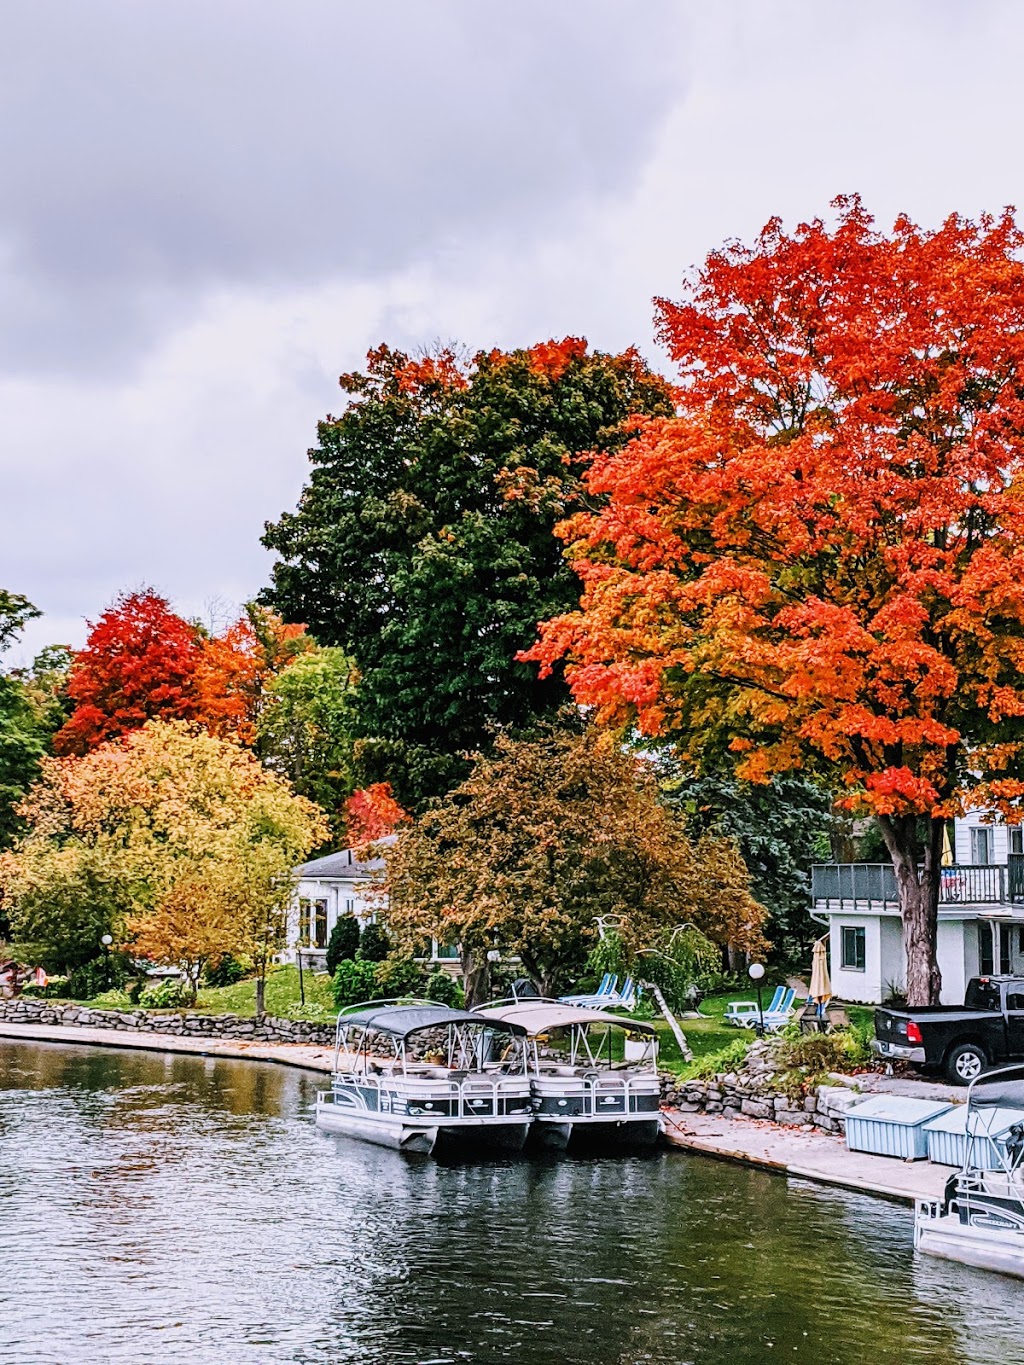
[0,1039,1020,1365]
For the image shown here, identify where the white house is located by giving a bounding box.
[814,810,1024,1005]
[287,841,459,972]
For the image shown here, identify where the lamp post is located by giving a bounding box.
[748,961,766,1037]
[100,934,113,991]
[296,946,305,1008]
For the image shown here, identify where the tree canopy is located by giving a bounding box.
[0,720,327,992]
[527,199,1024,1002]
[55,590,309,755]
[262,339,673,807]
[383,727,767,1001]
[0,594,68,856]
[256,645,360,841]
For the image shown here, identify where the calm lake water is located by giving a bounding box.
[1,1040,1022,1365]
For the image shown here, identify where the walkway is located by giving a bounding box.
[662,1108,948,1204]
[0,1019,334,1075]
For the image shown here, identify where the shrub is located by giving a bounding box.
[326,916,361,977]
[331,958,378,1008]
[85,988,134,1009]
[424,971,462,1008]
[20,975,70,999]
[691,1038,753,1078]
[67,953,133,1000]
[203,954,250,988]
[374,954,423,999]
[138,979,191,1009]
[357,921,391,963]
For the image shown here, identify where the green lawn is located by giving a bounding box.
[82,968,876,1078]
[651,989,875,1077]
[193,964,337,1021]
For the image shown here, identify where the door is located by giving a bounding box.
[1004,982,1024,1059]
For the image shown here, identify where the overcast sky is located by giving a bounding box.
[1,0,1019,661]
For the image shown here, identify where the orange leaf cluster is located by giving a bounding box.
[525,199,1024,820]
[343,782,408,847]
[55,591,308,754]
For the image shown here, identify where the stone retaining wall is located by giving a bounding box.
[660,1039,865,1134]
[0,996,336,1046]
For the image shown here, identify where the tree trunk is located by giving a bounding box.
[878,814,943,1006]
[461,948,489,1008]
[254,973,266,1021]
[726,942,747,974]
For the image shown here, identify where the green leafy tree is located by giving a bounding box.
[257,646,360,840]
[664,769,834,962]
[0,598,69,857]
[262,341,672,807]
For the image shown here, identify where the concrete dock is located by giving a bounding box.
[661,1106,948,1203]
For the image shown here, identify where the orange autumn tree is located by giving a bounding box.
[528,198,1024,1005]
[55,590,308,754]
[343,782,408,847]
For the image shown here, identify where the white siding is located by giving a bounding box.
[829,914,885,1004]
[937,918,969,1005]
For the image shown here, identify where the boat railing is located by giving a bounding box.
[331,1067,530,1119]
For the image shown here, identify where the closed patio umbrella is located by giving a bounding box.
[810,936,832,1014]
[941,823,954,867]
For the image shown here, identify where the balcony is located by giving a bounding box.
[812,855,1024,911]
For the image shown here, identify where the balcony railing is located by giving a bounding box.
[812,856,1024,909]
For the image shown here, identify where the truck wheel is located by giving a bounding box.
[945,1043,986,1085]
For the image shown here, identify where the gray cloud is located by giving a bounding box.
[0,1,685,374]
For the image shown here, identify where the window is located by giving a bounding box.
[298,898,328,948]
[841,926,866,971]
[1009,827,1024,857]
[1006,992,1024,1012]
[979,921,995,977]
[971,826,994,865]
[431,939,460,961]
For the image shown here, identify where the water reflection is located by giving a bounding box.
[0,1039,1019,1364]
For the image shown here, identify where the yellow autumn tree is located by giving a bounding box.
[0,721,327,1006]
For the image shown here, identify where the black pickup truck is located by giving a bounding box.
[874,976,1024,1084]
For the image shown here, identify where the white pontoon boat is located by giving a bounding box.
[915,1063,1024,1279]
[315,1001,533,1155]
[476,1000,662,1150]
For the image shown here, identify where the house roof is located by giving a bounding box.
[294,838,395,881]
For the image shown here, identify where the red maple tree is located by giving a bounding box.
[344,782,408,847]
[527,198,1024,1004]
[55,591,308,755]
[55,590,205,754]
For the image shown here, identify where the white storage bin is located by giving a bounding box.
[924,1104,1024,1168]
[844,1095,953,1160]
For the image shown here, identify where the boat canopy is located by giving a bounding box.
[339,1003,528,1039]
[476,1002,656,1038]
[969,1065,1024,1112]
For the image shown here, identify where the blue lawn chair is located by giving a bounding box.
[608,976,639,1011]
[560,973,617,1007]
[762,987,797,1032]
